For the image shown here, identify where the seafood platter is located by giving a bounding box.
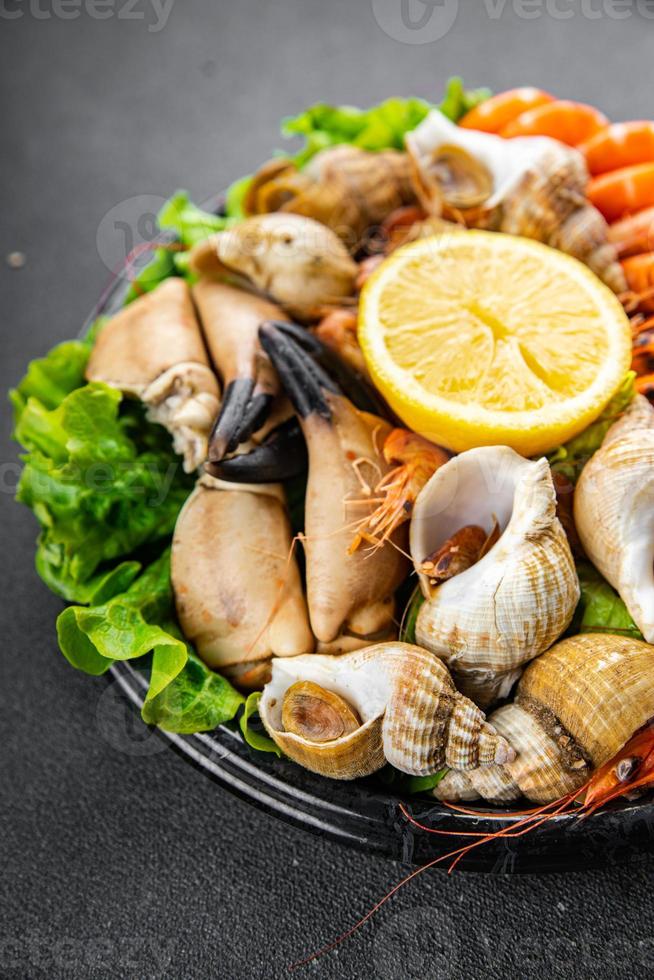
[13,80,654,872]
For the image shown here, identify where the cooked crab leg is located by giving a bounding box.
[85,278,220,472]
[212,321,389,484]
[207,417,307,484]
[171,473,314,689]
[257,322,409,650]
[193,280,289,462]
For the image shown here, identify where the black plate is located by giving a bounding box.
[97,203,654,873]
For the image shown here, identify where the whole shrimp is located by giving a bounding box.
[347,428,449,554]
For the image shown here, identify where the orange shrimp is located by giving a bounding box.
[313,308,369,377]
[500,100,608,145]
[348,429,449,554]
[636,372,654,398]
[609,206,654,258]
[459,87,554,134]
[631,327,654,376]
[622,253,654,311]
[588,163,654,223]
[581,121,654,176]
[583,724,654,815]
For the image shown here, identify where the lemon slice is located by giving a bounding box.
[358,231,632,456]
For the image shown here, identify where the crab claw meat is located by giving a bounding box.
[259,321,338,420]
[265,318,389,418]
[193,280,286,461]
[85,278,220,472]
[208,417,308,483]
[257,323,408,646]
[172,476,314,677]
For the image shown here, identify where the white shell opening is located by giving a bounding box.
[406,110,565,210]
[261,655,392,736]
[409,445,548,583]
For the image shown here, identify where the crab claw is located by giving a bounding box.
[85,278,221,472]
[257,322,408,649]
[172,475,314,687]
[208,417,308,483]
[264,319,389,419]
[193,280,288,462]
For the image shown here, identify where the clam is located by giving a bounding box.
[436,633,654,804]
[259,643,516,780]
[405,110,625,292]
[410,446,579,707]
[574,394,654,642]
[188,213,358,321]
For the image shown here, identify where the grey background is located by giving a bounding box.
[2,2,654,978]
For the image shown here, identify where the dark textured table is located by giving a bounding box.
[3,3,654,978]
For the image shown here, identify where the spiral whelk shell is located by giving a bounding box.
[435,633,654,804]
[244,145,417,245]
[259,643,515,780]
[410,446,579,707]
[405,110,625,293]
[574,394,654,642]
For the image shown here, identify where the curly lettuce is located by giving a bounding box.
[11,342,193,602]
[59,550,244,724]
[123,191,233,302]
[282,77,491,167]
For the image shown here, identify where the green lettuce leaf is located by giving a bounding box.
[157,190,229,247]
[282,77,490,167]
[56,550,187,699]
[547,372,636,483]
[225,173,253,220]
[123,190,234,302]
[572,562,643,639]
[438,75,492,123]
[143,645,244,732]
[14,379,192,601]
[376,764,447,795]
[10,339,92,425]
[123,244,177,304]
[399,585,426,645]
[239,691,282,756]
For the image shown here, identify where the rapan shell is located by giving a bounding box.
[259,643,515,780]
[574,395,654,642]
[411,446,579,706]
[405,110,625,292]
[437,633,654,804]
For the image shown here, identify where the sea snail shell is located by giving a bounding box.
[435,633,654,804]
[259,642,516,780]
[574,394,654,642]
[405,110,625,293]
[410,446,580,707]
